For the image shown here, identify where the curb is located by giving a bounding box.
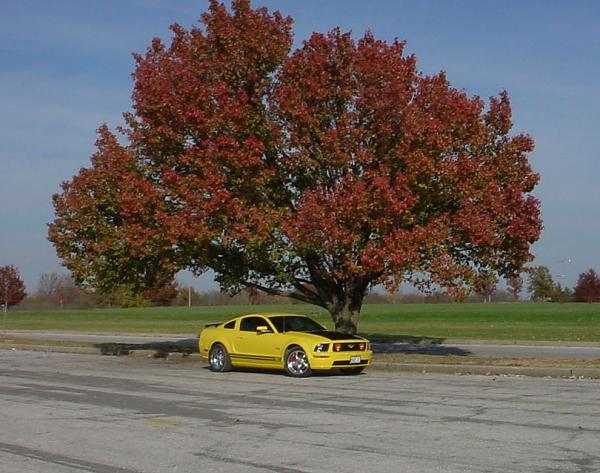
[0,343,199,359]
[370,361,600,379]
[433,339,600,347]
[0,344,99,355]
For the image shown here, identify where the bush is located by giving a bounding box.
[574,269,600,303]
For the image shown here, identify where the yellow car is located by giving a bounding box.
[198,313,372,377]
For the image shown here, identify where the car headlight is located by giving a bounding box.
[314,343,329,352]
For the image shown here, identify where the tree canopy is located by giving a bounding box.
[574,269,600,303]
[49,0,542,333]
[527,266,556,302]
[0,265,27,311]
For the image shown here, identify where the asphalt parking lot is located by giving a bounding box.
[1,350,599,473]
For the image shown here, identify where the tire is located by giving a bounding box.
[208,343,232,372]
[340,367,365,375]
[284,347,312,377]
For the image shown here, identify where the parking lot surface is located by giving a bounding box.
[1,350,599,472]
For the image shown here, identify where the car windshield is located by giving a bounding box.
[268,316,326,333]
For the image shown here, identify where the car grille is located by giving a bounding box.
[333,342,367,352]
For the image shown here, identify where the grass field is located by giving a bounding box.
[3,303,600,342]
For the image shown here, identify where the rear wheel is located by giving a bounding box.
[209,343,232,372]
[340,367,365,375]
[284,347,312,377]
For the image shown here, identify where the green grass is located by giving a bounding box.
[3,303,600,342]
[357,303,600,342]
[2,305,328,335]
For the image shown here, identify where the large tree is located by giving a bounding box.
[49,0,542,333]
[0,265,27,312]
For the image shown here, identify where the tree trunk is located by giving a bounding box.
[327,289,364,335]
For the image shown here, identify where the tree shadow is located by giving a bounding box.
[365,334,472,356]
[96,340,367,376]
[95,338,198,357]
[95,334,472,358]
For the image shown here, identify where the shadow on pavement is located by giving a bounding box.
[372,342,472,356]
[95,338,198,357]
[366,334,472,356]
[96,335,472,357]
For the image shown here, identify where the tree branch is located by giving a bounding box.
[242,280,322,306]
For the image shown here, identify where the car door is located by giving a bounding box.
[232,316,284,367]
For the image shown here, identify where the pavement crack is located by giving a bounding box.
[195,451,309,473]
[0,441,143,473]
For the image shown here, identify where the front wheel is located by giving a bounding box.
[284,347,312,377]
[209,343,232,372]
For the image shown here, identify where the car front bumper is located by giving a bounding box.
[309,350,373,370]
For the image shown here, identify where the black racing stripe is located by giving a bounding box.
[230,354,280,362]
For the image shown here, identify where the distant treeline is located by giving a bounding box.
[16,271,521,311]
[10,266,600,311]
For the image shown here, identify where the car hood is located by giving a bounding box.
[289,330,367,341]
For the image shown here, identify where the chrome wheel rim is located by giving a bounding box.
[210,346,225,370]
[286,349,309,375]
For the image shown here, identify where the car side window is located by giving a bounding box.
[240,316,269,332]
[224,320,235,329]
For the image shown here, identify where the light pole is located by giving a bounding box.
[554,258,573,302]
[555,258,573,283]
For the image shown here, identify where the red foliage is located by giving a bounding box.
[0,265,27,309]
[49,1,542,332]
[49,126,179,291]
[143,278,179,306]
[273,28,540,299]
[574,269,600,303]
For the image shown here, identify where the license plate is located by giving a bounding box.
[350,356,361,364]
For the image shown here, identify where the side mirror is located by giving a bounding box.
[256,325,272,334]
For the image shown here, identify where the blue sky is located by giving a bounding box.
[1,1,599,293]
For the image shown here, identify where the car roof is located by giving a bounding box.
[240,313,310,317]
[223,313,312,323]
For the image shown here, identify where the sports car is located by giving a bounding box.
[198,313,372,377]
